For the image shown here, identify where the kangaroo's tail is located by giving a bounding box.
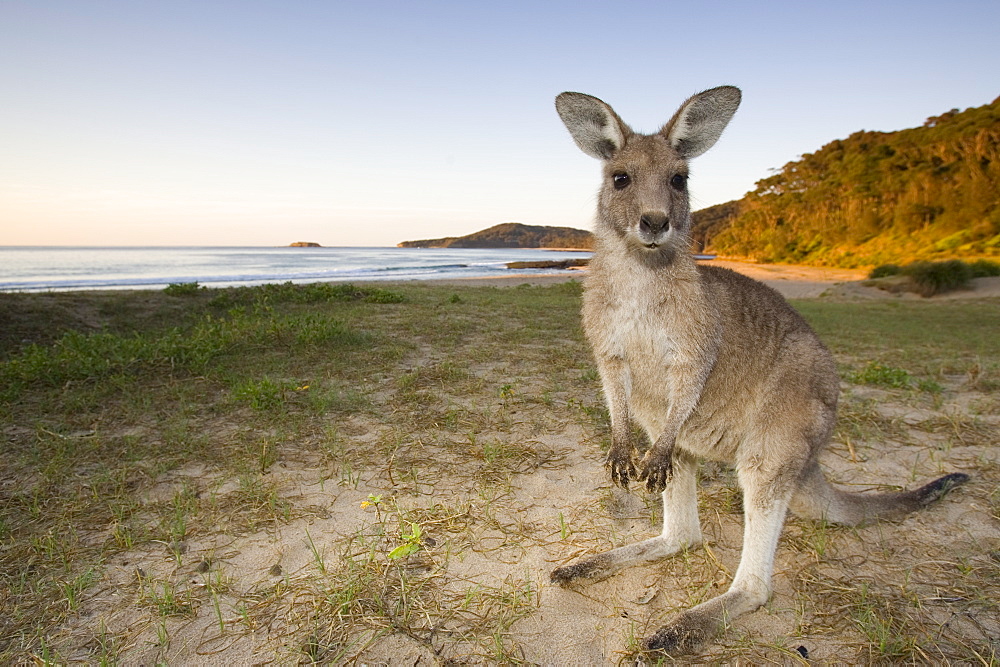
[789,462,969,526]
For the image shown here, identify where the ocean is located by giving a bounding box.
[0,246,593,293]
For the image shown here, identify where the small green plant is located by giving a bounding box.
[848,361,944,394]
[361,493,384,521]
[111,521,137,549]
[138,575,195,617]
[61,567,97,611]
[388,522,422,560]
[916,378,944,393]
[210,588,225,634]
[803,520,833,558]
[93,619,119,664]
[155,621,169,650]
[361,287,407,304]
[232,377,287,411]
[304,527,326,574]
[161,482,198,550]
[848,582,919,660]
[481,439,512,465]
[849,362,913,389]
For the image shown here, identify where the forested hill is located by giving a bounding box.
[398,223,594,249]
[700,95,1000,267]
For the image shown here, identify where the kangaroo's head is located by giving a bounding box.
[556,87,740,261]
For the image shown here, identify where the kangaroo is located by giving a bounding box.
[551,86,970,656]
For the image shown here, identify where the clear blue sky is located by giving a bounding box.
[2,0,998,247]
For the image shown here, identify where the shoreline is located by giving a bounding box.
[405,259,868,298]
[5,258,997,300]
[407,259,1000,300]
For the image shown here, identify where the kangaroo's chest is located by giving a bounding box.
[584,287,689,391]
[601,297,678,363]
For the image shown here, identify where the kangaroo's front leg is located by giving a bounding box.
[551,451,702,585]
[600,358,637,489]
[638,354,713,493]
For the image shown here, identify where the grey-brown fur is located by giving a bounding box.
[551,87,970,656]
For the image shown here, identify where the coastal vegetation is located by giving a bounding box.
[0,281,997,662]
[690,200,742,252]
[702,95,1000,267]
[866,258,1000,296]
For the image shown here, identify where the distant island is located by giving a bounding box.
[398,223,594,250]
[289,241,322,247]
[399,216,728,252]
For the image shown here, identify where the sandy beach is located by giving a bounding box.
[419,258,865,295]
[428,258,1000,300]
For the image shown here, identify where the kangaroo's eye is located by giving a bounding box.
[612,173,631,190]
[670,173,687,190]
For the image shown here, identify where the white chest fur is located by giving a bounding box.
[602,293,678,364]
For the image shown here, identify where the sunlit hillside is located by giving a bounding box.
[697,95,1000,267]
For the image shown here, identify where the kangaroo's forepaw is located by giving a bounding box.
[642,612,713,656]
[605,447,636,490]
[638,448,673,493]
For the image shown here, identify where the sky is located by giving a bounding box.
[1,1,998,247]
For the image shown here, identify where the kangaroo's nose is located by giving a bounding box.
[639,212,669,235]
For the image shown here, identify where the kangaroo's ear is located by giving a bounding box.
[662,86,741,159]
[555,92,629,160]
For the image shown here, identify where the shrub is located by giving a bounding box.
[905,260,972,297]
[870,259,998,296]
[869,264,901,279]
[164,282,204,296]
[968,259,1000,278]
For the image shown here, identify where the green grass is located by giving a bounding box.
[848,361,915,389]
[792,298,1000,375]
[0,278,996,663]
[845,361,943,392]
[0,280,582,661]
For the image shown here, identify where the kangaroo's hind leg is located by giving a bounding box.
[551,449,702,585]
[643,443,802,655]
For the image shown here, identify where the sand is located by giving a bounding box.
[39,260,1000,664]
[434,258,1000,301]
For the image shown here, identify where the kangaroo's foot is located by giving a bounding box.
[642,609,716,656]
[641,585,768,657]
[550,535,698,585]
